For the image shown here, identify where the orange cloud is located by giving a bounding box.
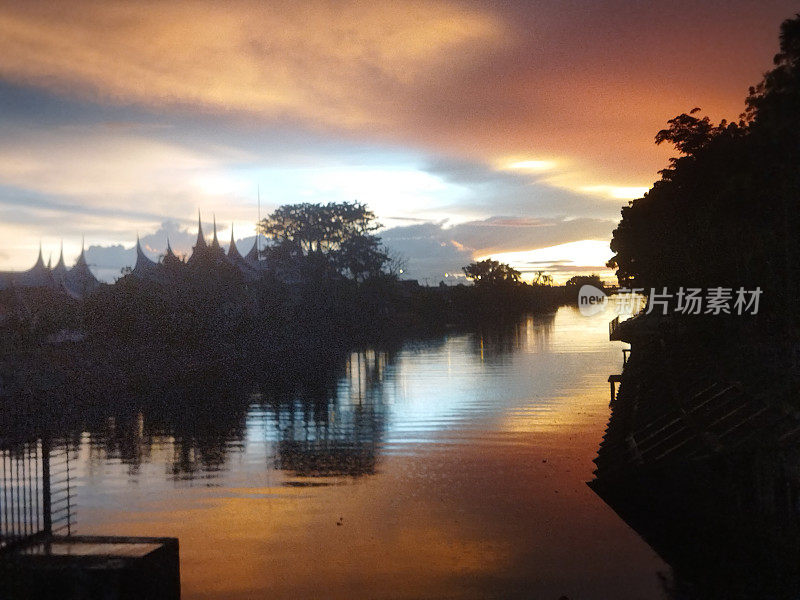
[0,0,795,274]
[0,1,791,194]
[0,1,503,128]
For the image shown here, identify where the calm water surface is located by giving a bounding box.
[69,306,666,599]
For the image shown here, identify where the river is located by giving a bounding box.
[65,305,667,599]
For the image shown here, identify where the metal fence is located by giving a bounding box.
[0,438,74,552]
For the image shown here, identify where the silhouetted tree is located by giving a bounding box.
[258,201,389,281]
[565,274,604,289]
[463,259,521,287]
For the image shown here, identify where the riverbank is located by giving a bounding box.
[594,314,800,480]
[591,312,800,597]
[0,277,574,410]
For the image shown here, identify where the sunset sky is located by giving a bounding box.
[0,0,794,282]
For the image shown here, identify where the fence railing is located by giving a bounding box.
[0,437,74,553]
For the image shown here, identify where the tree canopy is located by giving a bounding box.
[565,274,604,289]
[258,201,389,281]
[607,14,800,322]
[463,259,521,287]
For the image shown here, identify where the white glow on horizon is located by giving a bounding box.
[192,173,252,197]
[306,166,457,223]
[505,159,557,172]
[580,185,649,200]
[476,239,614,284]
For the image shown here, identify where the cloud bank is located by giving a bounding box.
[0,0,793,274]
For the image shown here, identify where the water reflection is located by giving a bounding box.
[71,351,392,484]
[474,316,555,363]
[268,351,389,479]
[32,307,667,599]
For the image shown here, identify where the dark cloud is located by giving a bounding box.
[399,0,796,182]
[422,157,622,219]
[381,222,473,282]
[446,216,614,255]
[1,0,792,190]
[0,183,178,232]
[381,215,613,282]
[517,264,606,275]
[0,0,794,274]
[524,259,575,266]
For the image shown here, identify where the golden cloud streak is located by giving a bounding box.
[0,1,503,128]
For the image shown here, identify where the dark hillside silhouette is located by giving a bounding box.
[608,14,800,328]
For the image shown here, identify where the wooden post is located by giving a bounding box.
[41,438,51,536]
[607,374,622,405]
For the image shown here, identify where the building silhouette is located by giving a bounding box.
[0,213,264,299]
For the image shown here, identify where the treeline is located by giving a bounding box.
[0,270,569,416]
[80,258,567,356]
[600,14,800,418]
[83,202,571,348]
[0,256,568,361]
[0,202,574,404]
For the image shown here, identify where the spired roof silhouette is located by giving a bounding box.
[8,243,52,289]
[162,238,182,269]
[223,222,261,282]
[63,238,102,298]
[0,212,265,298]
[0,239,102,299]
[132,235,159,279]
[132,211,265,283]
[52,241,68,284]
[186,210,208,267]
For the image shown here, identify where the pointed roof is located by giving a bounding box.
[224,228,260,282]
[195,211,207,249]
[244,239,259,263]
[10,242,56,289]
[0,242,56,290]
[205,224,258,282]
[131,235,159,279]
[33,242,45,269]
[210,214,224,255]
[74,237,88,266]
[227,224,243,260]
[52,241,67,281]
[162,237,183,268]
[187,210,208,266]
[63,237,101,298]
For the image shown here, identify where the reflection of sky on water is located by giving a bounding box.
[66,304,663,599]
[74,303,623,494]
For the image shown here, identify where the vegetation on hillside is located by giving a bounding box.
[608,15,800,328]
